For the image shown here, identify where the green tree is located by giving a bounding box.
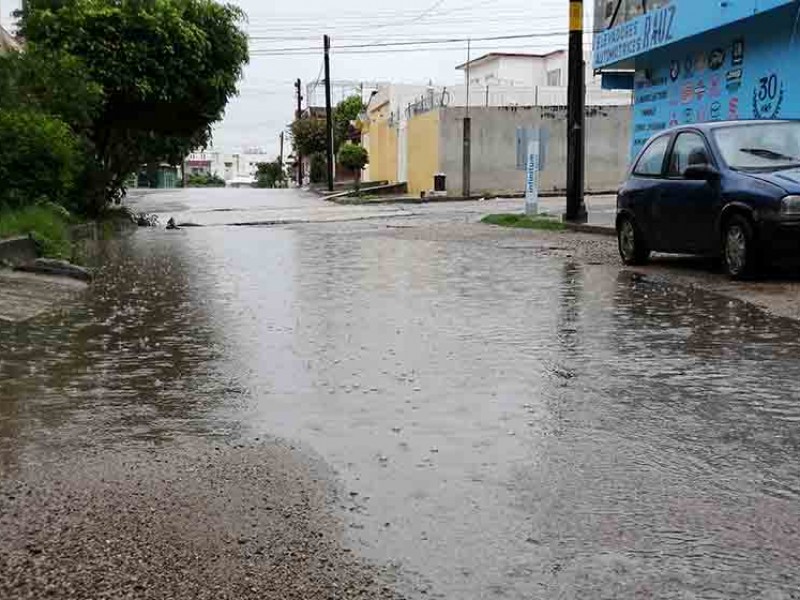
[0,109,81,210]
[255,161,285,188]
[290,118,327,157]
[309,153,327,185]
[0,46,103,134]
[334,95,365,151]
[0,46,101,213]
[337,143,369,191]
[19,0,249,214]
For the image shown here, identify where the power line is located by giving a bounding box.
[250,31,577,55]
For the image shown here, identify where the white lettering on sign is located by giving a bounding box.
[595,4,677,67]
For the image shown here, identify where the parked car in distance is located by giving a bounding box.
[616,120,800,278]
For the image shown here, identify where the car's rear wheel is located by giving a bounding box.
[722,214,758,279]
[617,215,650,265]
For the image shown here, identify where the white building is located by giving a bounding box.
[456,50,571,88]
[454,50,631,106]
[0,25,19,53]
[185,150,272,186]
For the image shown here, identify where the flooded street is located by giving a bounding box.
[3,188,800,598]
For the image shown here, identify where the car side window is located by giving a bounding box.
[633,135,670,177]
[668,132,710,177]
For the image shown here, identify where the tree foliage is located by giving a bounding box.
[186,172,226,187]
[290,118,327,157]
[0,109,81,210]
[255,161,285,188]
[337,143,368,190]
[18,0,249,213]
[334,95,364,150]
[338,143,369,171]
[0,46,103,133]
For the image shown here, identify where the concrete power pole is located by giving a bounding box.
[566,0,588,222]
[462,38,472,199]
[323,35,335,192]
[295,78,304,186]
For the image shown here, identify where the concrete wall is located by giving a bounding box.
[0,237,37,266]
[406,111,441,196]
[438,105,632,196]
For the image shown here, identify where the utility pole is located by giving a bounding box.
[323,34,335,192]
[566,0,588,222]
[295,78,304,186]
[462,38,472,199]
[279,131,285,168]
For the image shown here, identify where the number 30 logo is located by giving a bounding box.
[753,73,785,119]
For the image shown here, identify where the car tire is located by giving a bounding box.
[722,214,759,279]
[617,215,650,265]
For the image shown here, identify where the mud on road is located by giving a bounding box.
[0,439,400,600]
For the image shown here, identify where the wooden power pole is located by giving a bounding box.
[323,35,334,192]
[295,78,304,186]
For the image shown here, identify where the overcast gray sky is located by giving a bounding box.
[2,0,594,158]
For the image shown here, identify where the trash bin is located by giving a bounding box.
[433,173,446,193]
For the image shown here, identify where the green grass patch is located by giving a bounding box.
[0,203,73,259]
[481,213,566,231]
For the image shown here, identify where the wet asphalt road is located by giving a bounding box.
[3,188,800,599]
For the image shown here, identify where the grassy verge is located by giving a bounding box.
[0,204,73,259]
[481,213,566,231]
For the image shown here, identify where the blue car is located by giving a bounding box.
[616,120,800,278]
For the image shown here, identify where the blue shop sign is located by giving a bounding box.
[594,0,795,70]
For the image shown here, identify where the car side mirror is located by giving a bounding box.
[684,164,720,181]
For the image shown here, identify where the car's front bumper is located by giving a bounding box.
[758,216,800,254]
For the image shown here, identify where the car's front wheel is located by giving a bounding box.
[722,214,759,279]
[617,215,650,265]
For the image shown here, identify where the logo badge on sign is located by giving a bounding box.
[681,83,694,104]
[732,39,745,66]
[695,80,707,101]
[709,76,722,98]
[708,48,726,71]
[670,60,681,82]
[684,56,695,78]
[695,52,707,74]
[726,68,743,91]
[729,97,739,119]
[753,73,785,119]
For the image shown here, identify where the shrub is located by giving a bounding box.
[186,173,226,187]
[310,153,327,184]
[338,143,369,190]
[0,109,81,210]
[0,203,73,258]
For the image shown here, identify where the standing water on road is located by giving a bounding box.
[2,189,800,599]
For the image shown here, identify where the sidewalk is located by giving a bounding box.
[535,195,617,233]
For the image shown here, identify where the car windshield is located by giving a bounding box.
[713,122,800,171]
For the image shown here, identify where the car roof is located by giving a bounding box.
[658,119,797,136]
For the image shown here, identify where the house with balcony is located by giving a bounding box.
[594,0,800,157]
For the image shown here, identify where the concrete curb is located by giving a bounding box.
[564,222,617,236]
[0,236,38,266]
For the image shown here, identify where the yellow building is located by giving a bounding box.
[363,84,444,197]
[405,110,440,197]
[363,97,398,185]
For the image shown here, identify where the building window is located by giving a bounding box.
[546,69,562,87]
